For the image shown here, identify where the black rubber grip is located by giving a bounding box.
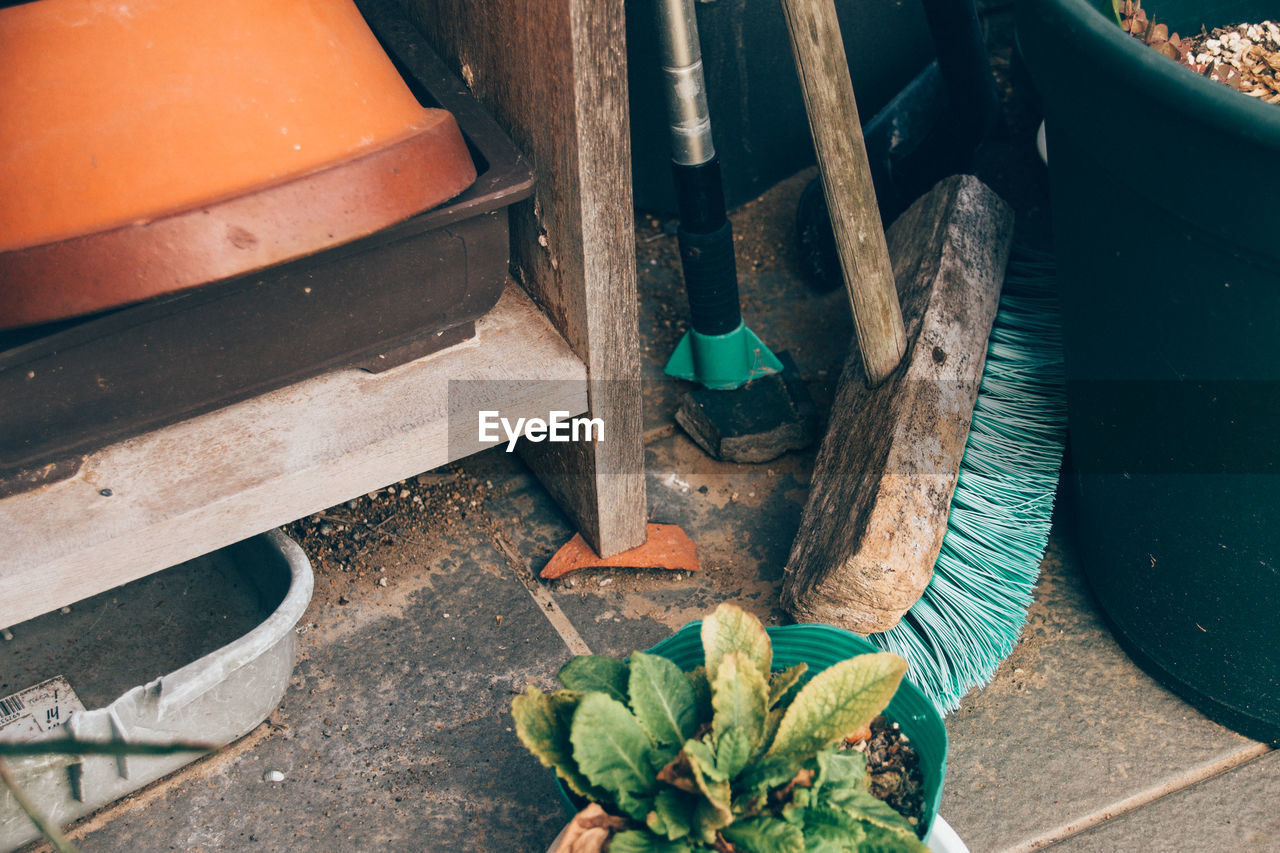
[679,219,742,336]
[672,161,728,233]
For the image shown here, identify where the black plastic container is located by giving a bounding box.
[1019,0,1280,743]
[0,6,533,495]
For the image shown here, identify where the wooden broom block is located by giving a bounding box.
[781,175,1014,633]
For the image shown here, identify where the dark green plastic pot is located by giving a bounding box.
[556,622,948,842]
[1019,0,1280,744]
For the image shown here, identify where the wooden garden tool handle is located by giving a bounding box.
[780,0,906,385]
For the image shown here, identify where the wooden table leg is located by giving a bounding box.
[399,0,647,556]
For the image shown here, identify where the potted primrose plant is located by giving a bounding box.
[511,604,954,852]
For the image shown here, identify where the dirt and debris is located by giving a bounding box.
[282,464,490,607]
[846,715,927,834]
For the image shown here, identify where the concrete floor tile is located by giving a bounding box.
[1048,750,1278,853]
[939,511,1265,852]
[472,426,815,661]
[69,521,573,852]
[541,431,812,658]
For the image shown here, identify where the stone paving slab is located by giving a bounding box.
[476,428,1272,853]
[45,430,1270,853]
[68,517,574,853]
[940,506,1265,852]
[1049,750,1278,852]
[481,431,811,660]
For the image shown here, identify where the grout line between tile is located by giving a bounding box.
[489,527,591,657]
[1008,742,1274,852]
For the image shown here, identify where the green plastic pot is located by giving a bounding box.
[555,622,948,842]
[1019,0,1280,744]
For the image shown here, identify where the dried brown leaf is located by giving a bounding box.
[656,751,699,795]
[1120,2,1149,36]
[768,767,817,807]
[713,835,738,853]
[552,804,628,853]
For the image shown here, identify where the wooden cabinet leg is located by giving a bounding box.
[397,0,647,555]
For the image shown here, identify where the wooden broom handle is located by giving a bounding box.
[780,0,906,385]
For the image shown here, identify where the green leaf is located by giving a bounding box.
[693,798,732,845]
[786,786,813,813]
[737,755,801,799]
[510,687,601,800]
[767,653,906,762]
[559,655,630,704]
[798,806,868,852]
[570,693,657,820]
[721,816,805,853]
[811,749,868,801]
[647,788,697,841]
[684,739,733,838]
[683,737,727,782]
[686,666,713,723]
[710,651,768,777]
[714,727,754,781]
[630,652,699,754]
[858,821,930,853]
[732,785,769,819]
[811,763,926,851]
[758,708,785,759]
[701,603,771,685]
[608,829,694,853]
[768,663,809,709]
[825,786,921,845]
[802,826,863,853]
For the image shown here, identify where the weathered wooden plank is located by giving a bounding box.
[781,176,1014,633]
[780,0,906,384]
[0,283,587,629]
[399,0,647,557]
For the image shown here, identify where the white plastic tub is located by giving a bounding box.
[0,530,313,851]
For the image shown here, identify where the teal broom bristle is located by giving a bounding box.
[866,247,1066,713]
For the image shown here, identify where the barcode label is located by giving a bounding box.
[0,694,24,718]
[0,677,85,742]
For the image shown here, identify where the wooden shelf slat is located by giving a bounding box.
[0,283,586,628]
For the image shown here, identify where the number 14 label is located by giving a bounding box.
[0,676,86,742]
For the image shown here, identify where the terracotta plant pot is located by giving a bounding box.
[0,0,477,328]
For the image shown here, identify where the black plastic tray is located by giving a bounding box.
[0,4,533,496]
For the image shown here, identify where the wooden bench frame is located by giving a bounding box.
[0,0,647,629]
